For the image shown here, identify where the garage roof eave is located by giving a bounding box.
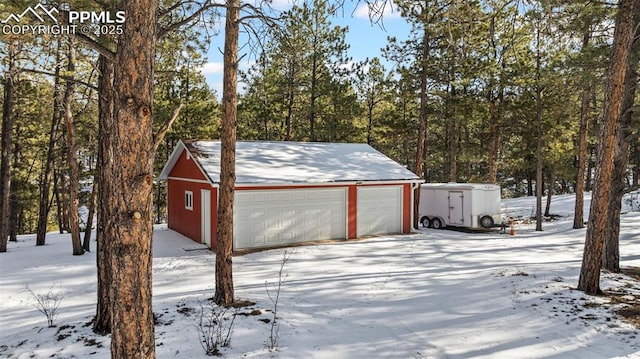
[158,141,187,180]
[233,178,423,187]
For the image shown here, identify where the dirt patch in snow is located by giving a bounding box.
[617,305,640,328]
[604,267,640,329]
[622,267,640,281]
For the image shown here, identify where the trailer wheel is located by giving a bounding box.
[480,215,494,228]
[421,217,430,228]
[432,218,443,229]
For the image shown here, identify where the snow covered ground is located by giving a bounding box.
[1,192,639,358]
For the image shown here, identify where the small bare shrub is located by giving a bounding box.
[265,250,293,351]
[26,284,64,327]
[196,301,238,356]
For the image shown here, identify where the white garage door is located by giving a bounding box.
[234,188,347,249]
[357,186,403,237]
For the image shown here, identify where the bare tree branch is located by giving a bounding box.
[158,0,225,39]
[153,102,184,152]
[158,0,201,18]
[238,2,280,23]
[55,8,117,61]
[74,33,116,61]
[21,68,98,91]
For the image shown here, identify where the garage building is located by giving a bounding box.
[159,140,421,250]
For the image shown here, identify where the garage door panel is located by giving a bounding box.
[234,188,347,249]
[357,186,402,237]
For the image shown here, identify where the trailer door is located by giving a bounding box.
[448,191,464,226]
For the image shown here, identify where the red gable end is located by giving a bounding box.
[168,149,208,181]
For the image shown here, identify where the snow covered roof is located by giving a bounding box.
[159,140,420,185]
[421,183,500,191]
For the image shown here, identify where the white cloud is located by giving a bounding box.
[199,62,223,75]
[199,60,254,76]
[353,0,401,20]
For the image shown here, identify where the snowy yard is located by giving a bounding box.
[1,193,639,358]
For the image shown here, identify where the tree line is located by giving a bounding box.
[0,0,638,357]
[1,1,639,240]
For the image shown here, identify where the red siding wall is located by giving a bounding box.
[347,186,357,239]
[170,150,208,180]
[167,149,217,248]
[402,183,412,233]
[167,179,218,247]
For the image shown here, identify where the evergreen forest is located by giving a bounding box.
[1,0,638,239]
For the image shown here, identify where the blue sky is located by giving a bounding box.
[197,1,411,96]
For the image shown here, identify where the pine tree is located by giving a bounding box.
[578,0,636,295]
[603,0,640,272]
[61,37,84,256]
[353,57,388,146]
[0,41,18,253]
[240,0,353,142]
[215,0,241,307]
[36,39,64,246]
[93,54,114,336]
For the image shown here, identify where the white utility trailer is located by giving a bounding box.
[418,183,502,229]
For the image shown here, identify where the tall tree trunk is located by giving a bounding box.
[487,97,502,184]
[8,193,18,241]
[535,27,543,232]
[53,169,64,234]
[93,55,114,335]
[414,28,429,229]
[154,179,162,224]
[60,173,70,232]
[574,30,592,229]
[448,121,457,182]
[285,61,295,141]
[486,16,503,185]
[603,2,639,273]
[633,142,640,187]
[37,40,63,246]
[107,0,158,355]
[83,177,97,252]
[215,0,240,307]
[0,42,17,253]
[447,73,457,183]
[578,0,635,295]
[586,145,594,191]
[63,38,84,256]
[309,54,318,141]
[366,98,374,145]
[544,169,554,217]
[8,134,20,242]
